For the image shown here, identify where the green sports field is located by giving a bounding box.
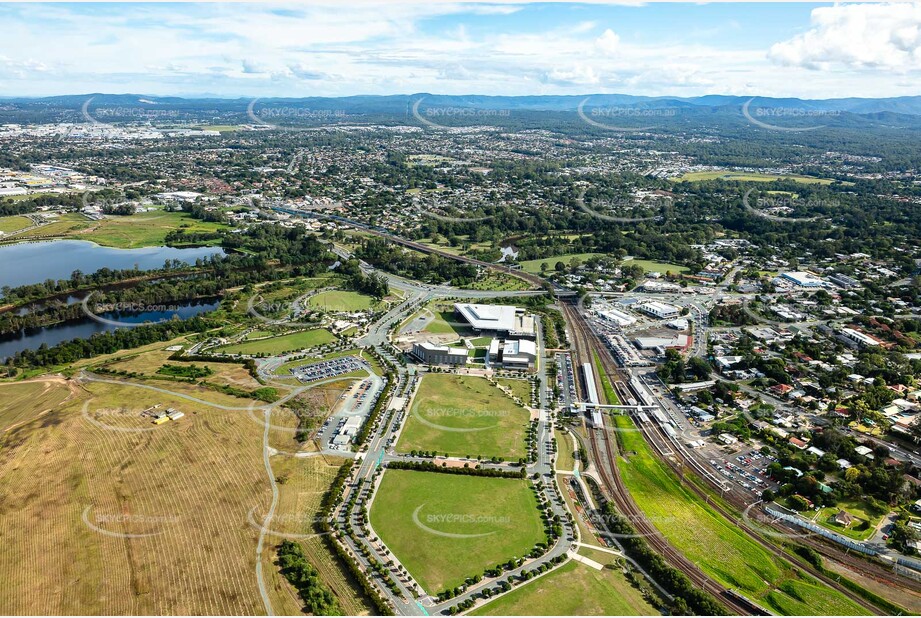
[217,329,336,355]
[307,290,374,312]
[396,374,531,459]
[369,469,545,594]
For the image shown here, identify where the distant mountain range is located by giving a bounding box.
[3,93,921,130]
[3,93,921,115]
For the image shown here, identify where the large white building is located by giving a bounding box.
[454,303,536,338]
[488,338,537,370]
[779,271,825,288]
[597,307,637,327]
[634,334,689,350]
[636,301,681,320]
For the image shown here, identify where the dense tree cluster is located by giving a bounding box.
[354,237,478,285]
[276,540,341,616]
[7,316,216,368]
[386,460,528,479]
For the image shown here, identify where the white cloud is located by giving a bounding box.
[541,64,601,86]
[0,2,916,99]
[769,2,921,72]
[595,29,620,55]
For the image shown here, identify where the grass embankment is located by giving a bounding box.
[612,414,870,615]
[470,557,657,616]
[518,253,607,275]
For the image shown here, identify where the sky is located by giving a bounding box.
[0,1,920,99]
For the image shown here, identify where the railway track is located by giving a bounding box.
[278,208,911,610]
[562,302,762,616]
[573,301,891,615]
[601,346,912,608]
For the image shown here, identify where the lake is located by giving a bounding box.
[0,298,220,362]
[0,240,226,361]
[0,240,225,291]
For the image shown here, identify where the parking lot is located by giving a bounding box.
[317,373,385,451]
[707,449,780,498]
[290,355,365,383]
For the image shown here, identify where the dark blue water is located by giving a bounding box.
[0,240,224,291]
[0,299,220,361]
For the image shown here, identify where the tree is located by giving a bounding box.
[844,466,861,483]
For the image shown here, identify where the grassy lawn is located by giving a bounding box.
[423,309,473,337]
[612,415,869,615]
[623,258,690,274]
[369,469,545,594]
[519,253,607,275]
[245,330,275,340]
[670,171,837,185]
[593,352,620,405]
[397,374,531,460]
[471,557,657,616]
[7,212,92,239]
[0,379,75,432]
[307,290,374,312]
[217,329,336,355]
[0,215,32,233]
[813,499,886,542]
[496,377,531,403]
[554,430,576,472]
[100,349,264,391]
[80,210,227,248]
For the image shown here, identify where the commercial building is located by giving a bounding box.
[779,271,825,288]
[828,273,861,289]
[636,301,681,320]
[837,327,882,349]
[634,334,689,350]
[488,338,537,370]
[454,303,536,338]
[689,406,715,422]
[411,341,469,366]
[596,307,637,327]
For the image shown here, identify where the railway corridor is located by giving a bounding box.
[559,300,902,616]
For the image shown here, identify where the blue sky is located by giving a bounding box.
[0,2,919,98]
